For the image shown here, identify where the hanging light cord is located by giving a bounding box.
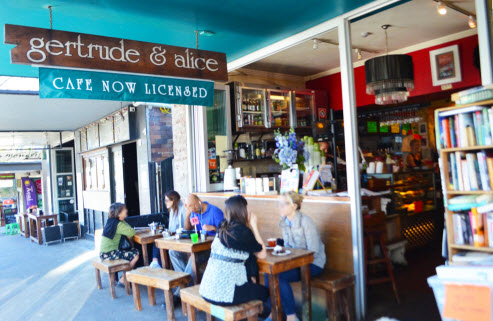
[384,28,389,55]
[48,6,53,29]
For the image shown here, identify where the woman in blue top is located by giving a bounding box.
[150,191,185,268]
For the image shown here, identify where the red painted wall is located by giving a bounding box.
[306,35,481,110]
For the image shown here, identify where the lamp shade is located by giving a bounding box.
[365,54,414,105]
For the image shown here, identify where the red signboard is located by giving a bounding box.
[318,108,327,120]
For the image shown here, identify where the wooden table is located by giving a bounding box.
[15,213,29,238]
[257,248,314,321]
[133,229,163,266]
[155,236,213,285]
[27,213,58,245]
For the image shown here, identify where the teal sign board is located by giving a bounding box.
[39,68,214,106]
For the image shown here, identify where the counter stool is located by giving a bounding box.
[364,229,400,304]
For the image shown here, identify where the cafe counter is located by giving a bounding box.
[196,193,353,274]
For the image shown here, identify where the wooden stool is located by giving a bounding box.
[312,271,355,321]
[126,267,192,321]
[180,285,262,321]
[92,258,132,299]
[364,229,400,303]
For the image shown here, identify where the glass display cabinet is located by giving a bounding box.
[292,90,316,129]
[267,89,292,129]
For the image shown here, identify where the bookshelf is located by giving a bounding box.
[436,98,493,262]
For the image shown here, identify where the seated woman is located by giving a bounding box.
[264,192,326,321]
[100,203,140,284]
[199,195,269,306]
[150,191,185,268]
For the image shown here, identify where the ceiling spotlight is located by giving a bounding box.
[313,39,319,50]
[197,30,215,36]
[468,15,477,28]
[437,2,447,15]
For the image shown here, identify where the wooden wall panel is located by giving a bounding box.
[197,193,353,274]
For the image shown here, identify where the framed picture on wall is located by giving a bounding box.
[430,44,462,86]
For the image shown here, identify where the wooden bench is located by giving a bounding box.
[92,258,132,299]
[180,285,263,321]
[312,271,355,321]
[126,267,192,321]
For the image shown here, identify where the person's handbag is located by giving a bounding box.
[118,235,133,251]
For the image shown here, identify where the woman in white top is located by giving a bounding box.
[150,191,185,268]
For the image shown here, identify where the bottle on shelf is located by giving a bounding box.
[255,143,261,159]
[239,143,246,160]
[261,142,266,159]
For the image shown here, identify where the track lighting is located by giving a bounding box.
[437,2,447,15]
[468,15,477,28]
[312,39,319,50]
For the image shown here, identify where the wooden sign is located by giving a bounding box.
[5,24,228,82]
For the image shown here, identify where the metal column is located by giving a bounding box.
[475,0,493,84]
[338,18,366,320]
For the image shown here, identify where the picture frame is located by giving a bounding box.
[429,45,462,86]
[419,122,428,135]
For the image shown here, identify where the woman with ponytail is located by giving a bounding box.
[199,195,269,306]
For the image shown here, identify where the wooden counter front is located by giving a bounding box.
[196,193,353,274]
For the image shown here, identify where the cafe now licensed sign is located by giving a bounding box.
[39,68,215,106]
[5,24,228,82]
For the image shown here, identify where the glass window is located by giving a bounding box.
[56,150,72,173]
[207,90,228,184]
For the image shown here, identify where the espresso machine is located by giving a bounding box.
[222,150,238,191]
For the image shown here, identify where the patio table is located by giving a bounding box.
[27,213,58,245]
[132,228,163,266]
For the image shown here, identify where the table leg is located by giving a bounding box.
[300,265,312,321]
[160,248,170,269]
[191,252,198,285]
[268,274,281,321]
[109,272,117,299]
[186,303,196,321]
[142,244,149,266]
[164,289,175,321]
[95,268,102,289]
[148,286,156,305]
[37,219,42,244]
[54,216,58,226]
[132,283,142,311]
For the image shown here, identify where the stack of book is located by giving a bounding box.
[438,106,493,149]
[446,150,493,191]
[452,204,493,248]
[451,85,493,106]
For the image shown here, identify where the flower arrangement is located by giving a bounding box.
[273,128,309,171]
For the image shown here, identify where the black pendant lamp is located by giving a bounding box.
[365,25,414,105]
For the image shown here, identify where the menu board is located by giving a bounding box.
[99,118,115,147]
[114,110,130,143]
[87,125,100,150]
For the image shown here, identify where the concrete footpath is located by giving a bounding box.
[0,231,207,321]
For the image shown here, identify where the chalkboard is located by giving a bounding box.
[5,214,16,224]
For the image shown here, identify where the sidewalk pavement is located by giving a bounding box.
[0,231,207,321]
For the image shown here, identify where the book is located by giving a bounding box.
[466,154,479,190]
[471,208,486,247]
[452,213,465,245]
[450,153,459,190]
[449,116,457,147]
[461,159,472,191]
[489,109,493,145]
[458,113,476,147]
[487,213,493,248]
[454,114,461,148]
[483,108,492,145]
[477,151,491,191]
[456,152,465,191]
[461,212,474,244]
[441,118,451,148]
[473,111,481,145]
[484,213,490,247]
[487,154,493,190]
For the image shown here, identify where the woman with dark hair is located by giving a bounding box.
[199,195,269,306]
[100,203,140,280]
[150,191,186,268]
